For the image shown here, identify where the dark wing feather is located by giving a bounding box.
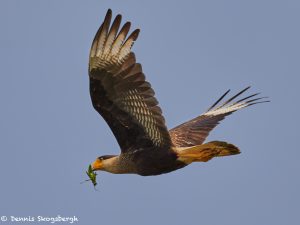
[169,87,269,147]
[89,9,172,152]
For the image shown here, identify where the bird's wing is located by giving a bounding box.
[89,9,172,152]
[169,87,269,147]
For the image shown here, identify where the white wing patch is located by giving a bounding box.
[204,102,248,116]
[203,87,269,117]
[89,9,140,73]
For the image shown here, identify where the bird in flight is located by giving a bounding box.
[85,9,268,185]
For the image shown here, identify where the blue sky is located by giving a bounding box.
[0,1,299,225]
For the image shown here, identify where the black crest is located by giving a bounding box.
[98,155,116,160]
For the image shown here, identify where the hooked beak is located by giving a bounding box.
[91,158,103,171]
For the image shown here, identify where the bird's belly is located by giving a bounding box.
[127,151,187,176]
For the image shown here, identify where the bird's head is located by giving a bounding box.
[91,155,117,171]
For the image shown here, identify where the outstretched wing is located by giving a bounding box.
[89,9,172,152]
[169,87,269,147]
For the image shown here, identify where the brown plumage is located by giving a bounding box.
[87,9,268,178]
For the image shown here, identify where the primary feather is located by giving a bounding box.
[169,87,269,147]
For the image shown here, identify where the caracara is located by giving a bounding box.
[85,9,268,185]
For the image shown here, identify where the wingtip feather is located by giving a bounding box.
[90,10,139,71]
[204,87,269,116]
[206,89,230,112]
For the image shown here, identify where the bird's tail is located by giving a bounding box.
[176,141,240,164]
